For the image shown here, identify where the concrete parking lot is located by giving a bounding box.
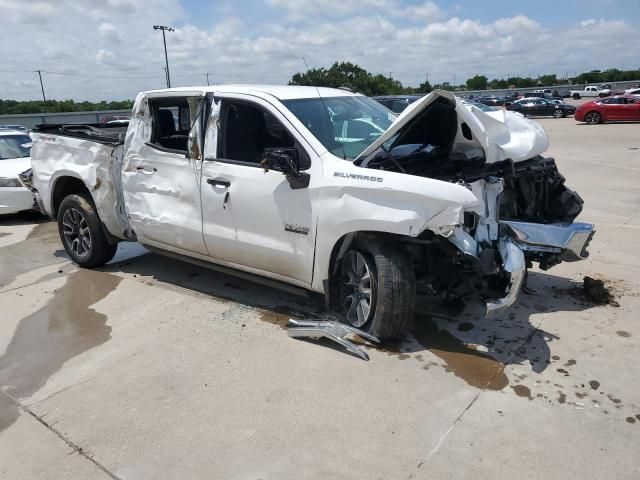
[1,118,639,479]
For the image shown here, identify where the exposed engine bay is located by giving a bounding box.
[356,94,594,313]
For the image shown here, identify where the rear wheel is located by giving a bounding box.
[57,194,117,267]
[553,109,564,118]
[584,111,601,125]
[338,238,415,342]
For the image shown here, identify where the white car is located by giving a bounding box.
[0,130,35,214]
[623,87,640,96]
[30,86,594,341]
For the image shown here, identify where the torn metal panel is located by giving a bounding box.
[30,132,128,240]
[287,318,380,361]
[121,91,209,255]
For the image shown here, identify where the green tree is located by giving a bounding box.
[417,78,432,93]
[538,74,557,86]
[466,75,488,90]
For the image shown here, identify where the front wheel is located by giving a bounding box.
[338,239,415,342]
[553,109,564,118]
[57,194,117,267]
[584,111,601,125]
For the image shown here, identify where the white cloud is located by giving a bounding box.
[266,0,395,19]
[0,0,55,24]
[0,0,636,101]
[401,1,444,22]
[98,22,123,43]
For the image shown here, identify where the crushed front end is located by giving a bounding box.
[408,156,594,315]
[356,91,595,315]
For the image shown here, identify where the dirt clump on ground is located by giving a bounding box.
[583,277,617,305]
[576,276,620,307]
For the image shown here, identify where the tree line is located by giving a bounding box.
[289,62,640,95]
[1,64,638,115]
[0,99,134,116]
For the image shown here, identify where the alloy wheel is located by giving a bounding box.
[585,112,600,124]
[341,250,375,328]
[62,208,92,257]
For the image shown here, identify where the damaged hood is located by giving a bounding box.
[354,90,548,165]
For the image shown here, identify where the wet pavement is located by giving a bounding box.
[1,120,639,479]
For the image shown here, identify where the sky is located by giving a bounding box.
[0,0,637,101]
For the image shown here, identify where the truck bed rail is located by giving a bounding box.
[32,123,127,145]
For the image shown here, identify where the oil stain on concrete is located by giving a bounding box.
[412,315,509,390]
[0,269,121,432]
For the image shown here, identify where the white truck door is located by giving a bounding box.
[199,94,319,287]
[122,92,208,255]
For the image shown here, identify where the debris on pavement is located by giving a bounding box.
[582,276,619,306]
[287,318,380,361]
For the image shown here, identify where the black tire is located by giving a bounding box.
[584,111,601,125]
[57,194,117,268]
[573,93,580,100]
[338,238,415,342]
[553,109,564,118]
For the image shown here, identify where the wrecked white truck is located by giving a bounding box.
[30,86,594,341]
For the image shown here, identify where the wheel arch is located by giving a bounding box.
[320,230,417,309]
[51,175,120,245]
[51,174,93,217]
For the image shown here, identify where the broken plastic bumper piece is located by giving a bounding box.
[287,319,380,361]
[486,238,526,315]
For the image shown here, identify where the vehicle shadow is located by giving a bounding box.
[95,246,600,378]
[0,210,49,227]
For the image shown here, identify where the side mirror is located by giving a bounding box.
[261,148,309,189]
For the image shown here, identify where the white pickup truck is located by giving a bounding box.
[30,86,594,341]
[569,85,611,99]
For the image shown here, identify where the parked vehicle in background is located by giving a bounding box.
[29,86,593,342]
[506,98,576,118]
[623,87,640,96]
[569,85,611,99]
[372,95,421,113]
[575,95,640,124]
[479,96,505,107]
[0,130,36,214]
[0,124,29,133]
[533,89,553,98]
[459,99,498,112]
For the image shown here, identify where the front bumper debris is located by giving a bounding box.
[486,238,526,315]
[501,220,595,261]
[287,318,380,361]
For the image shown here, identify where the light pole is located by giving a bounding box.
[153,25,174,88]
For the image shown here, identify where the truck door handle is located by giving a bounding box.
[136,165,157,173]
[207,178,230,188]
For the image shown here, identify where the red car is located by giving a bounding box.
[575,95,640,124]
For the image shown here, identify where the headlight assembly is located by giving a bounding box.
[0,177,23,188]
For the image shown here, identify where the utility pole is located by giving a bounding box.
[206,72,210,86]
[36,70,46,102]
[153,25,174,88]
